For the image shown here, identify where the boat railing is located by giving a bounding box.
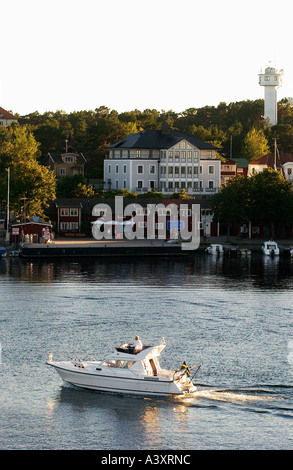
[47,352,100,363]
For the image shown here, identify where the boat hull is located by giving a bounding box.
[47,362,193,397]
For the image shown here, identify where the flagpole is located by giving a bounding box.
[5,167,10,242]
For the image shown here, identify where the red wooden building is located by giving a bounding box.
[11,221,53,244]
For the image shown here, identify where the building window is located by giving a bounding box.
[208,181,214,189]
[108,165,111,173]
[70,208,78,216]
[187,167,192,176]
[115,180,119,189]
[168,151,173,162]
[115,165,119,173]
[123,165,127,173]
[60,208,69,216]
[70,222,79,230]
[175,167,179,176]
[137,180,143,188]
[138,165,143,174]
[60,222,68,230]
[208,165,214,174]
[168,167,173,175]
[65,156,74,162]
[60,168,66,176]
[149,165,156,174]
[123,180,127,188]
[181,167,186,175]
[194,167,198,176]
[136,150,141,158]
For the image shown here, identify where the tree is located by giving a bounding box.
[248,169,293,237]
[211,169,293,238]
[211,175,250,238]
[241,127,269,162]
[0,126,56,218]
[7,160,56,218]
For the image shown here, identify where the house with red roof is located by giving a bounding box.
[0,107,18,127]
[248,151,293,182]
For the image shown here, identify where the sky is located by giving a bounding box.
[1,0,292,116]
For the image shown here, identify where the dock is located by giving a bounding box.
[19,238,189,258]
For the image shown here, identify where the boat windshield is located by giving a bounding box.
[102,360,135,368]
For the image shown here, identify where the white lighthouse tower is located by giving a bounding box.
[259,65,283,126]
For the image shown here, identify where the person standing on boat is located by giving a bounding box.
[130,335,143,352]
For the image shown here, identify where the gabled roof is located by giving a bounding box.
[250,152,293,167]
[47,151,87,163]
[0,107,17,119]
[107,129,218,151]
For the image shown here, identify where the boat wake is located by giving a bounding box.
[193,389,273,403]
[176,387,276,406]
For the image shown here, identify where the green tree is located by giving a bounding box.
[211,169,293,238]
[211,175,250,238]
[248,168,293,237]
[7,159,56,218]
[241,127,269,162]
[0,126,56,218]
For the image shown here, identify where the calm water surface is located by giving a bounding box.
[0,253,293,450]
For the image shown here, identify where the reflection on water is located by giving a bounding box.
[0,254,293,290]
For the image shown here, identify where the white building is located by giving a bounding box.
[0,107,18,127]
[259,66,283,126]
[104,129,221,195]
[248,152,293,182]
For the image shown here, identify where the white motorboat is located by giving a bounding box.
[262,240,280,256]
[205,243,223,255]
[46,338,199,397]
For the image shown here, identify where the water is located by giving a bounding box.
[1,253,293,450]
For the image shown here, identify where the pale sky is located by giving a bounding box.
[1,0,292,116]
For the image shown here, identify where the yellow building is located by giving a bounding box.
[46,150,87,177]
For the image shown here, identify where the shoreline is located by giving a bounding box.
[4,236,292,258]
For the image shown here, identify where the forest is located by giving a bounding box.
[18,98,293,179]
